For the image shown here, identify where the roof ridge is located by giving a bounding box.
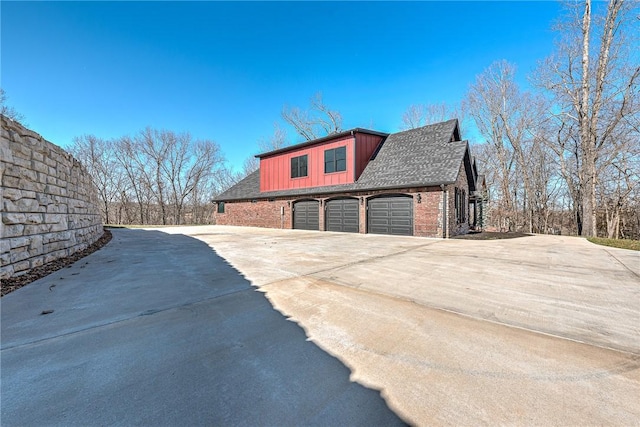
[389,118,459,138]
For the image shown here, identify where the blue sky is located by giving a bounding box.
[2,1,562,171]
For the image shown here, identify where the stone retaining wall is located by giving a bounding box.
[1,115,103,279]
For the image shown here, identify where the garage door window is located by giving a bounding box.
[291,155,308,178]
[324,147,346,173]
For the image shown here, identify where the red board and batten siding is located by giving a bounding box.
[259,135,356,192]
[355,133,385,180]
[259,132,386,192]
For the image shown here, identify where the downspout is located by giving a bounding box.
[441,184,448,238]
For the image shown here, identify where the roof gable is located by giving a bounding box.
[355,119,463,188]
[384,119,459,145]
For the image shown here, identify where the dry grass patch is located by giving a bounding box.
[587,237,640,251]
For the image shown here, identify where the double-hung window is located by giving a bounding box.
[324,147,346,173]
[291,154,308,178]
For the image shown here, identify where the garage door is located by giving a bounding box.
[293,200,320,230]
[325,198,359,233]
[367,195,413,236]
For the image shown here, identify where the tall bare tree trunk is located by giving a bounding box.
[578,0,597,237]
[536,0,636,238]
[579,0,626,237]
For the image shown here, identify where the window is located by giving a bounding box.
[462,190,466,223]
[324,147,346,173]
[454,188,466,224]
[454,188,459,222]
[291,155,308,178]
[217,202,225,214]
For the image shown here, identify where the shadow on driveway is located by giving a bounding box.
[1,229,406,426]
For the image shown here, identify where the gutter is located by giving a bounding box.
[213,180,456,203]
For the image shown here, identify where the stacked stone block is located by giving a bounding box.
[1,115,103,279]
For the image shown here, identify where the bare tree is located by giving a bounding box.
[309,92,342,135]
[473,142,511,231]
[161,132,223,225]
[213,165,244,196]
[242,157,260,176]
[135,128,171,224]
[596,126,640,238]
[69,135,124,225]
[0,88,25,123]
[465,61,559,233]
[258,122,288,152]
[282,92,343,140]
[242,122,290,176]
[534,0,640,236]
[70,125,229,226]
[541,116,584,234]
[400,102,456,130]
[599,156,634,238]
[465,63,516,231]
[121,128,226,225]
[114,136,153,224]
[188,177,218,224]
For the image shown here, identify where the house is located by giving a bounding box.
[213,119,484,238]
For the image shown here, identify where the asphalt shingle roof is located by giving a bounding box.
[355,119,466,189]
[216,169,262,201]
[214,119,471,201]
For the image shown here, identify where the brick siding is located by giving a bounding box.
[414,188,444,238]
[214,186,451,238]
[215,199,292,229]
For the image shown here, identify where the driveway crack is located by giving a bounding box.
[603,249,640,280]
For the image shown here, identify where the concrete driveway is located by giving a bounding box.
[2,226,639,425]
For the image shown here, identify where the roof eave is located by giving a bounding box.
[461,142,477,192]
[213,180,457,202]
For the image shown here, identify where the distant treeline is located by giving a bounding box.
[69,128,241,226]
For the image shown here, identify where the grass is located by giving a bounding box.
[587,237,640,251]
